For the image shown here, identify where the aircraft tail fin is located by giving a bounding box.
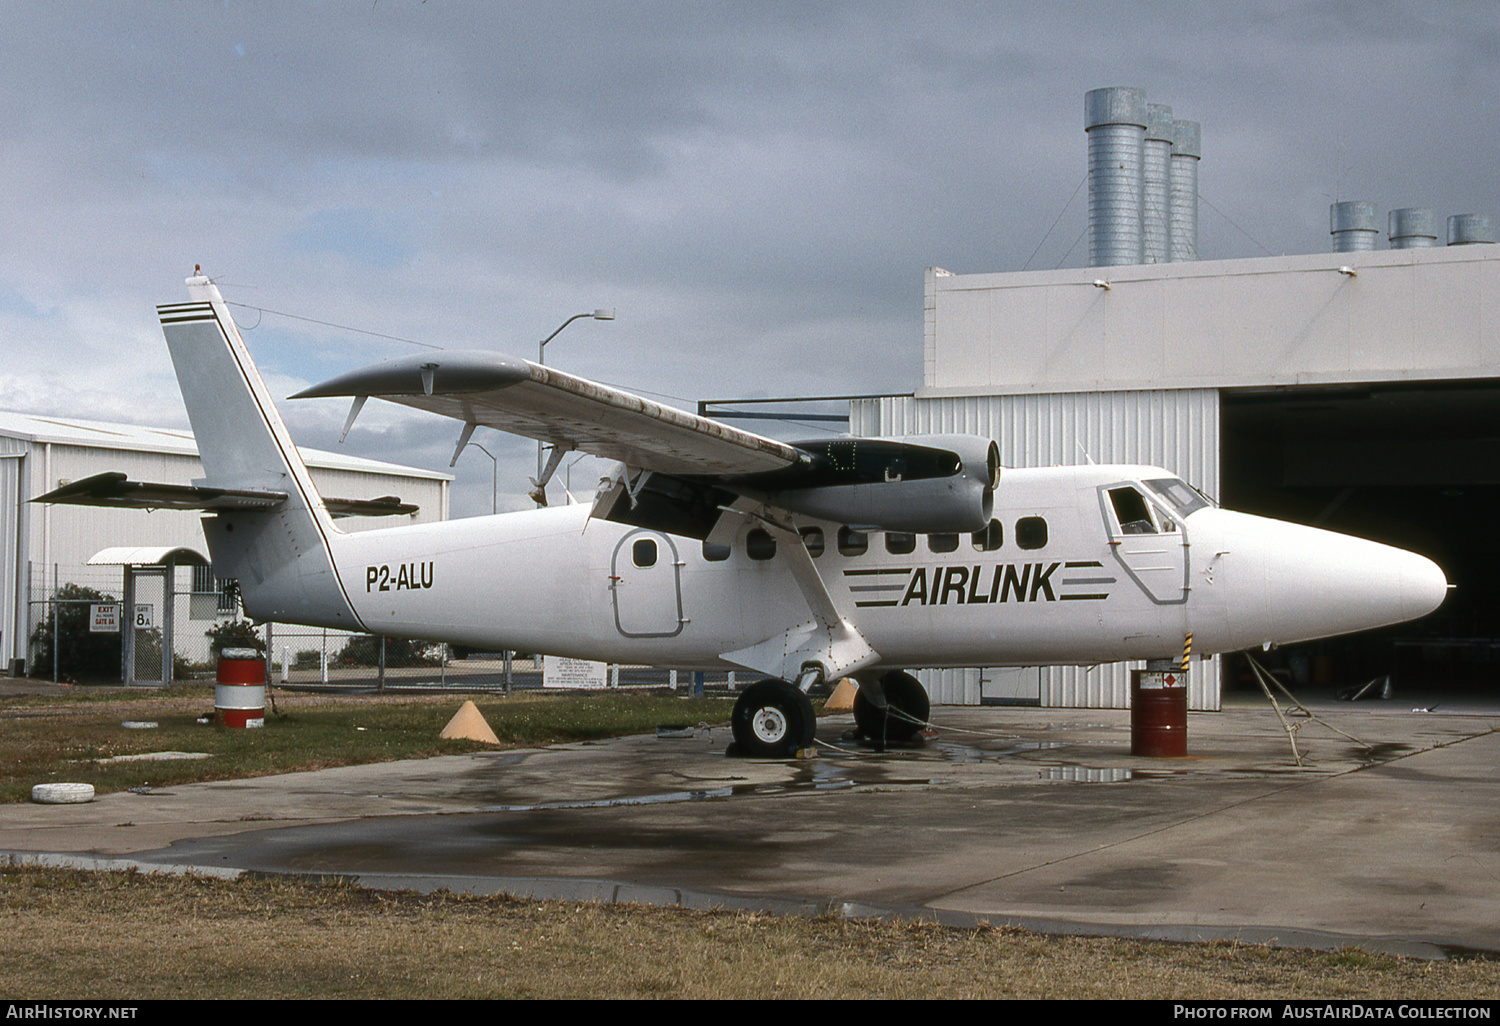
[157,274,364,629]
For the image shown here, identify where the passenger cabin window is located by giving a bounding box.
[703,540,730,562]
[972,519,1002,552]
[746,529,776,561]
[928,533,959,553]
[838,527,868,557]
[886,532,915,555]
[1016,516,1048,550]
[800,527,825,558]
[1108,487,1157,535]
[632,538,658,567]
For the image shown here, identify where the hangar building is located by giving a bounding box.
[0,411,450,678]
[858,87,1496,709]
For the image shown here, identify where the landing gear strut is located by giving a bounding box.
[731,678,816,758]
[854,670,931,749]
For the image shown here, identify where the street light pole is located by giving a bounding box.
[535,308,614,503]
[466,442,498,515]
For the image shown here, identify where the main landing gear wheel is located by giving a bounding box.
[731,678,816,758]
[854,670,931,748]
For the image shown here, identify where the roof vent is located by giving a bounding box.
[1389,208,1438,248]
[1447,214,1496,246]
[1331,201,1378,252]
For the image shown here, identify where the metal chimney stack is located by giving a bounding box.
[1168,119,1201,262]
[1142,104,1174,264]
[1085,87,1147,267]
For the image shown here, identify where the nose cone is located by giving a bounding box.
[1390,547,1450,623]
[1202,511,1449,648]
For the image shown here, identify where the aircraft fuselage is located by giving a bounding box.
[282,462,1446,674]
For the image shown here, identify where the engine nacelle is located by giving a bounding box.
[752,434,999,534]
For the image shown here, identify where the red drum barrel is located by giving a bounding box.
[216,648,266,729]
[1130,668,1187,757]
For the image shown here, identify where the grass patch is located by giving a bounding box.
[1,867,1496,999]
[0,687,738,802]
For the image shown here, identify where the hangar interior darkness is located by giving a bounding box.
[1220,381,1500,697]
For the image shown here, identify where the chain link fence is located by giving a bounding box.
[23,565,744,693]
[264,623,744,693]
[25,563,227,684]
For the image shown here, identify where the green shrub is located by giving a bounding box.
[29,584,123,682]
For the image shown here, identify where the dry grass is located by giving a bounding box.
[1,867,1496,1000]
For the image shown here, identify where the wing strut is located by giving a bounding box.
[529,444,572,506]
[720,515,880,686]
[339,395,368,443]
[448,422,478,467]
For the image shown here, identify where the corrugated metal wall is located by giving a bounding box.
[852,388,1222,710]
[0,453,21,669]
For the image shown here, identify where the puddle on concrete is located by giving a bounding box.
[478,788,737,813]
[473,768,951,814]
[933,739,1068,763]
[1040,765,1137,783]
[465,730,1144,811]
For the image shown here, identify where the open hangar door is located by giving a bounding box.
[1220,381,1500,700]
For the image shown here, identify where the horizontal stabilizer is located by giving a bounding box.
[33,472,418,518]
[321,494,419,518]
[33,472,288,512]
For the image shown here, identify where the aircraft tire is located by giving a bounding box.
[731,678,815,758]
[854,670,931,746]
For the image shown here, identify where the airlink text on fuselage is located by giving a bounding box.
[846,561,1111,607]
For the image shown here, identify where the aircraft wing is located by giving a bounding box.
[291,351,804,477]
[295,350,1000,541]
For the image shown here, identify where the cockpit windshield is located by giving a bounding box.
[1143,477,1214,517]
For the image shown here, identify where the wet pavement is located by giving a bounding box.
[3,695,1499,958]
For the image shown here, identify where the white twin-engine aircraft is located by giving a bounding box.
[42,275,1449,756]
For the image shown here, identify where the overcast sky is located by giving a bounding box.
[2,1,1495,516]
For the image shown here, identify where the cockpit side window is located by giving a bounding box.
[1143,477,1213,517]
[1108,487,1157,535]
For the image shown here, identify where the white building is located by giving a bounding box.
[0,411,450,677]
[857,243,1499,708]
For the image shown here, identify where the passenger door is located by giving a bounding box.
[610,530,686,637]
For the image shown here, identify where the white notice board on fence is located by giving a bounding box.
[89,604,118,633]
[543,655,608,689]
